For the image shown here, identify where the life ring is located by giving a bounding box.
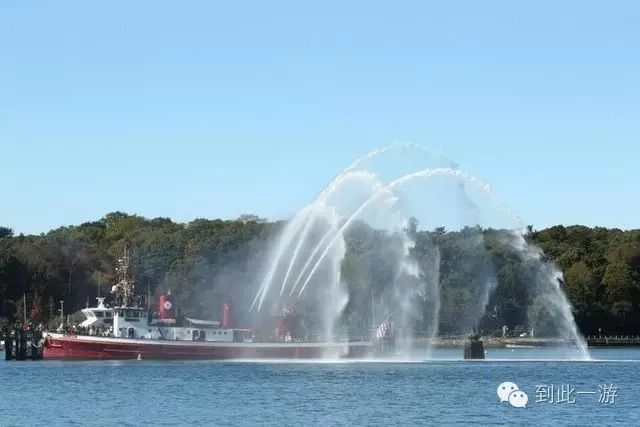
[163,301,172,310]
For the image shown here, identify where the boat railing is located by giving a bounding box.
[59,325,114,338]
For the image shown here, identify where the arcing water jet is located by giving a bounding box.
[297,168,504,297]
[250,206,312,311]
[278,142,456,301]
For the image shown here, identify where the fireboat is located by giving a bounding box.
[40,249,389,360]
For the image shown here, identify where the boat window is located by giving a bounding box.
[223,331,228,335]
[193,330,199,341]
[96,311,104,318]
[199,330,206,341]
[106,312,113,317]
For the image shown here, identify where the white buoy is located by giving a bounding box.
[137,353,142,360]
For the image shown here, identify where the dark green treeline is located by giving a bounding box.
[0,212,638,335]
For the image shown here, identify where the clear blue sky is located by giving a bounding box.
[1,1,639,234]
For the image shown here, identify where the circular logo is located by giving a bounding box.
[163,301,173,310]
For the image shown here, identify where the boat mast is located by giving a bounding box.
[146,278,151,310]
[113,246,136,307]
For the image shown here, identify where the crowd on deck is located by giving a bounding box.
[57,324,114,337]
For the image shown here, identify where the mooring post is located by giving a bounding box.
[4,330,13,361]
[463,333,485,360]
[16,329,27,361]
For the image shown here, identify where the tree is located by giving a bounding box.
[30,292,44,323]
[237,214,267,224]
[563,261,602,332]
[602,263,635,321]
[0,227,13,239]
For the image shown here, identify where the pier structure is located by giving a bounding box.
[3,328,44,361]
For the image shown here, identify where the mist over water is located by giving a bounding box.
[249,143,589,360]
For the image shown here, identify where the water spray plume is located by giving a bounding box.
[507,230,590,360]
[249,207,312,311]
[286,172,387,297]
[249,144,587,362]
[279,211,317,296]
[288,219,338,297]
[279,171,380,298]
[273,142,457,303]
[256,142,460,308]
[297,167,509,297]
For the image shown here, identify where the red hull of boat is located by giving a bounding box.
[43,335,374,360]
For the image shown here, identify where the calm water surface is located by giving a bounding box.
[1,348,639,426]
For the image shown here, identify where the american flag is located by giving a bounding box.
[375,321,389,339]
